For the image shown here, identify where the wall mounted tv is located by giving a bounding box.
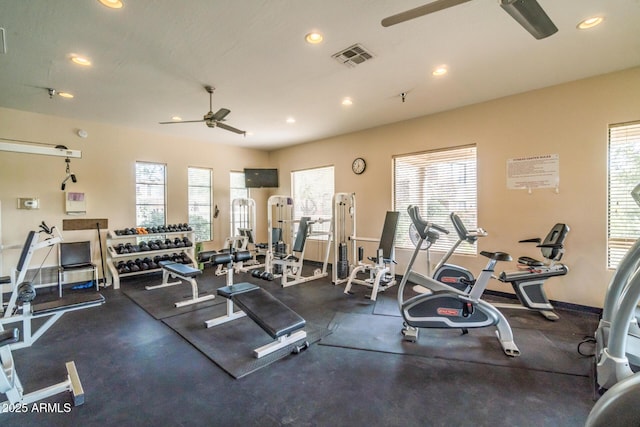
[244,168,279,188]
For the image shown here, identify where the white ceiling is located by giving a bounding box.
[0,1,639,150]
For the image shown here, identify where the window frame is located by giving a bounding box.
[135,161,167,228]
[393,144,478,255]
[188,167,213,242]
[607,121,640,269]
[291,165,335,240]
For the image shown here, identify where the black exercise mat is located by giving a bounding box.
[163,303,331,379]
[320,311,591,377]
[373,291,597,336]
[120,272,224,320]
[372,293,401,316]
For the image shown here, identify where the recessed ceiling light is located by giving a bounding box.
[577,16,604,30]
[305,32,323,44]
[98,0,123,9]
[58,92,74,99]
[432,66,448,76]
[171,116,182,121]
[286,117,296,124]
[342,97,353,106]
[70,54,92,66]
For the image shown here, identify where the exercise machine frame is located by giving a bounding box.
[398,205,520,357]
[344,211,399,301]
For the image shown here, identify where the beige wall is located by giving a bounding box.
[0,108,270,280]
[2,67,639,307]
[269,66,640,308]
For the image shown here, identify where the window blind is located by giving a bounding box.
[608,121,640,268]
[135,162,166,227]
[393,145,477,254]
[188,167,212,242]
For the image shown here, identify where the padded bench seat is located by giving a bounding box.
[159,260,202,278]
[218,282,305,339]
[152,260,214,308]
[32,292,105,316]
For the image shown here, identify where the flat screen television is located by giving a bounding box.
[244,168,279,188]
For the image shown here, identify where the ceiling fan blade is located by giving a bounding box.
[216,122,246,135]
[212,108,231,121]
[381,0,473,27]
[159,119,205,124]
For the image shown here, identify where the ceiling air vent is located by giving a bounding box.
[332,44,374,68]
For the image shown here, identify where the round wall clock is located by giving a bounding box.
[352,157,366,175]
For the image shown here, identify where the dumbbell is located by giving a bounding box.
[116,261,130,274]
[126,260,140,272]
[144,257,157,269]
[139,241,151,251]
[183,237,193,247]
[261,271,274,281]
[174,237,185,248]
[251,270,263,278]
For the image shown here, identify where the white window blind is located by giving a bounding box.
[188,167,213,242]
[608,121,640,269]
[291,166,334,239]
[393,145,477,254]
[230,171,249,203]
[135,162,166,227]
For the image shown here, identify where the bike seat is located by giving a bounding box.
[517,256,545,267]
[480,251,512,262]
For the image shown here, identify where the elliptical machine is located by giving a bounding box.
[398,205,520,357]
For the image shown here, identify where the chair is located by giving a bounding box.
[58,241,98,297]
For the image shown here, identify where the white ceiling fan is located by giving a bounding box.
[159,85,246,135]
[381,0,558,40]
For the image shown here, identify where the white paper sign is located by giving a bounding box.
[507,154,559,190]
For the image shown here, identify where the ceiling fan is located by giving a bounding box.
[159,85,246,135]
[381,0,558,40]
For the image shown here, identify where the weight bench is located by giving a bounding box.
[203,250,308,358]
[1,289,105,350]
[207,282,307,358]
[149,261,215,308]
[1,327,87,410]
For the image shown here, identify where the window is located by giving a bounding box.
[230,171,249,203]
[188,167,213,242]
[291,166,334,239]
[608,121,640,269]
[135,162,166,227]
[230,171,250,236]
[393,145,477,254]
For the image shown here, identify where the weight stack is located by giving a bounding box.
[337,243,349,279]
[274,242,286,274]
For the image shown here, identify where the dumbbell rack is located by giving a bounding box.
[106,230,196,289]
